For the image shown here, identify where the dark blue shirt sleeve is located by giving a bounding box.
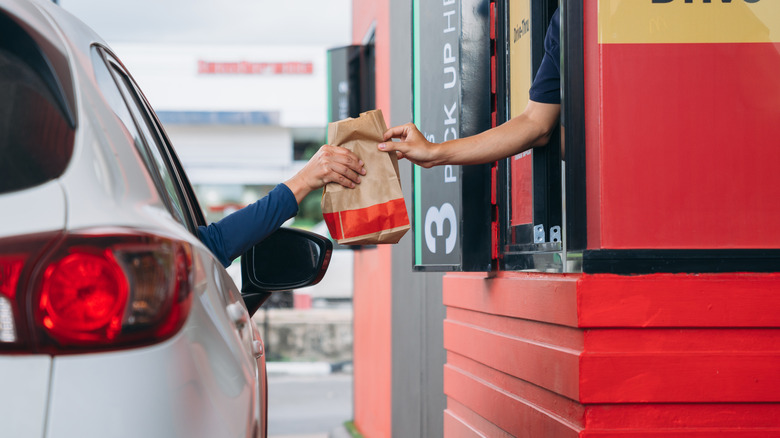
[528,8,561,105]
[197,183,299,267]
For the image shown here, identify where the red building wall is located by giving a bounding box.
[351,1,393,437]
[442,1,780,436]
[353,247,393,438]
[592,1,780,250]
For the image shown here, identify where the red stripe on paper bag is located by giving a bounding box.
[324,198,409,241]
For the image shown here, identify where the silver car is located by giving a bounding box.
[0,0,331,436]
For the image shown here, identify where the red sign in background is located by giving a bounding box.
[197,61,313,75]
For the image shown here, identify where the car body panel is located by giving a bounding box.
[0,182,65,238]
[0,356,51,437]
[46,273,255,438]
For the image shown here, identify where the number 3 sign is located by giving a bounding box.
[424,203,457,254]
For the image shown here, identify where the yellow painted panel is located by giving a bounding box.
[599,0,780,44]
[509,0,531,118]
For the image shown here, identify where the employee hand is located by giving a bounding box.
[378,123,441,168]
[284,145,366,203]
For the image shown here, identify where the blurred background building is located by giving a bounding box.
[59,0,355,311]
[112,44,327,226]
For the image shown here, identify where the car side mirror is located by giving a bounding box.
[240,227,332,316]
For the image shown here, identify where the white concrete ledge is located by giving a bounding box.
[266,361,333,376]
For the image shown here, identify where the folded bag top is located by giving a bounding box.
[321,109,410,245]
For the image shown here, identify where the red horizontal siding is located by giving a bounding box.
[581,351,780,403]
[584,403,780,431]
[443,409,485,438]
[446,398,516,438]
[578,273,780,327]
[444,272,780,435]
[443,272,579,327]
[445,354,582,437]
[586,327,780,352]
[447,307,583,351]
[581,430,780,437]
[444,310,581,399]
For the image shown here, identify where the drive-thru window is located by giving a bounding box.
[412,0,584,273]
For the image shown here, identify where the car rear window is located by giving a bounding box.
[0,43,75,194]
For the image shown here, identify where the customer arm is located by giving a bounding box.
[197,184,299,267]
[283,144,366,203]
[198,144,366,267]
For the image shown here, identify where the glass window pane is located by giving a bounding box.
[110,66,188,228]
[91,47,188,229]
[0,31,74,194]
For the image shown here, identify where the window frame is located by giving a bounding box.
[495,0,586,272]
[91,45,206,233]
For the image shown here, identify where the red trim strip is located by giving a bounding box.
[324,198,409,240]
[323,212,343,240]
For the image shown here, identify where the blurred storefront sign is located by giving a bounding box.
[197,60,313,75]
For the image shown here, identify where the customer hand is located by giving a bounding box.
[284,145,366,203]
[378,123,441,168]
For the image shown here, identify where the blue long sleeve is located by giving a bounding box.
[197,183,299,267]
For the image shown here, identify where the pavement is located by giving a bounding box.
[266,360,354,376]
[266,361,332,376]
[267,361,355,438]
[269,428,351,438]
[328,425,354,438]
[269,435,327,438]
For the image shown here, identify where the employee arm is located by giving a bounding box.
[378,100,560,168]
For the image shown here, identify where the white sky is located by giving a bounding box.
[57,0,353,46]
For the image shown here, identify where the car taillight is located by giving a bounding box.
[0,228,197,354]
[0,232,59,350]
[0,255,25,343]
[39,250,129,342]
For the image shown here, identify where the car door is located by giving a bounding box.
[92,43,261,355]
[91,45,264,435]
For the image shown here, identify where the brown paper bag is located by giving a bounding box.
[321,109,410,244]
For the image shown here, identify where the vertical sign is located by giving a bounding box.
[509,0,534,227]
[412,0,492,271]
[509,0,532,118]
[327,46,361,123]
